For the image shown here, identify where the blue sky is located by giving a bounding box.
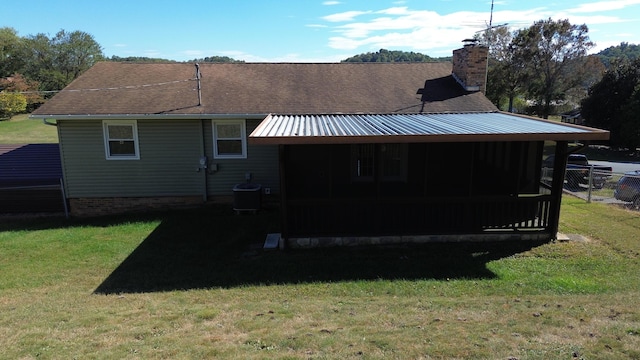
[3,0,640,62]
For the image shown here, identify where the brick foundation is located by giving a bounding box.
[69,196,206,217]
[286,233,552,248]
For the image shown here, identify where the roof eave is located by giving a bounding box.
[28,113,269,120]
[249,131,610,145]
[248,112,610,145]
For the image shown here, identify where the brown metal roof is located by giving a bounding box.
[32,62,498,117]
[249,112,610,144]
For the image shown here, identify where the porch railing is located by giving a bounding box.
[284,195,553,238]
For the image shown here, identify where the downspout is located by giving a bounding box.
[199,120,208,202]
[196,63,207,202]
[60,178,69,218]
[53,120,69,218]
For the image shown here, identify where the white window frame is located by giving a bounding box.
[102,120,140,160]
[212,119,247,159]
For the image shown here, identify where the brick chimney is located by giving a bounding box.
[452,41,488,93]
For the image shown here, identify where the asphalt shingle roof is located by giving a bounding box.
[32,62,498,117]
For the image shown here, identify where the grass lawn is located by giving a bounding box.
[0,113,58,144]
[1,197,639,359]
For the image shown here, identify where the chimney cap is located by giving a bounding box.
[462,38,479,45]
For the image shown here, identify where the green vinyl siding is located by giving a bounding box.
[205,119,280,195]
[59,119,204,198]
[58,118,280,198]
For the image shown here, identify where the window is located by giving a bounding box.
[103,120,140,160]
[351,143,407,182]
[351,144,375,181]
[379,143,407,181]
[212,120,247,159]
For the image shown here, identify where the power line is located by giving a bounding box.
[2,77,197,95]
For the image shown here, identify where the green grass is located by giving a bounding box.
[1,198,639,359]
[0,113,58,143]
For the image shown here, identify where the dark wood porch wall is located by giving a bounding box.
[282,141,547,238]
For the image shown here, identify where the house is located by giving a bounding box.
[31,44,609,245]
[560,109,585,125]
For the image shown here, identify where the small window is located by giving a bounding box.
[380,143,407,181]
[351,144,375,182]
[103,120,140,160]
[213,120,247,159]
[351,143,407,182]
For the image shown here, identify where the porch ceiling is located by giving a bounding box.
[249,112,610,145]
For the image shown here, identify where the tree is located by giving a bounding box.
[0,92,27,119]
[341,49,440,63]
[22,33,61,92]
[109,55,177,63]
[0,27,26,78]
[22,30,104,93]
[597,42,640,68]
[511,18,594,118]
[581,58,640,149]
[479,26,527,112]
[52,30,104,82]
[0,73,43,111]
[619,84,640,150]
[563,55,605,107]
[188,56,243,63]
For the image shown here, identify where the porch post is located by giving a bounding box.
[279,145,289,244]
[548,141,569,239]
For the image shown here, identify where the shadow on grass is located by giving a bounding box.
[93,204,546,294]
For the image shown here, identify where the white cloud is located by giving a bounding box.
[326,3,638,52]
[182,50,205,57]
[143,50,161,57]
[322,1,340,5]
[590,39,625,53]
[318,2,640,58]
[323,10,372,22]
[552,14,625,25]
[376,6,410,15]
[217,50,251,59]
[324,7,488,51]
[569,0,640,13]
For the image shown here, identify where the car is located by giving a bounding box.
[614,170,640,210]
[542,154,612,189]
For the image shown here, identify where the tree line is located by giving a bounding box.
[341,49,450,63]
[1,27,104,117]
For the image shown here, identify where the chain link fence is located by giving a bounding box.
[545,168,640,210]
